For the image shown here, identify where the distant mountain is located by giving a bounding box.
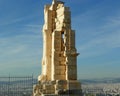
[79,78,120,84]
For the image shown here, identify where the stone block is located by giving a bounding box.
[54,75,66,80]
[55,80,68,90]
[60,61,65,65]
[45,89,55,94]
[59,57,66,61]
[46,85,54,89]
[51,80,56,85]
[55,84,67,90]
[68,80,81,90]
[60,71,66,75]
[55,70,65,75]
[54,61,60,66]
[55,65,66,70]
[56,80,67,85]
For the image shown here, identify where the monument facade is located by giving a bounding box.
[33,0,82,96]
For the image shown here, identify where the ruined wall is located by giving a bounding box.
[33,1,82,96]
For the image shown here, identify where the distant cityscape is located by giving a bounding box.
[0,76,120,96]
[0,76,37,96]
[81,78,120,96]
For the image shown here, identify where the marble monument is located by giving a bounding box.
[33,0,82,96]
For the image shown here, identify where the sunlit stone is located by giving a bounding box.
[33,0,82,96]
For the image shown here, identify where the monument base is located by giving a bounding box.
[33,80,82,96]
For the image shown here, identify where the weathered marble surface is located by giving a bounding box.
[33,0,82,96]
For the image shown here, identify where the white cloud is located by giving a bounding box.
[78,30,120,58]
[0,18,24,26]
[0,32,40,57]
[75,11,120,58]
[22,24,43,35]
[102,15,120,30]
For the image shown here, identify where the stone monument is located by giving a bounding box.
[33,0,82,96]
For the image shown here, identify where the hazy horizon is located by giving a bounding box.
[0,0,120,79]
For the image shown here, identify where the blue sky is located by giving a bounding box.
[0,0,120,79]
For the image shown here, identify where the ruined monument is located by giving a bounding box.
[33,0,82,95]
